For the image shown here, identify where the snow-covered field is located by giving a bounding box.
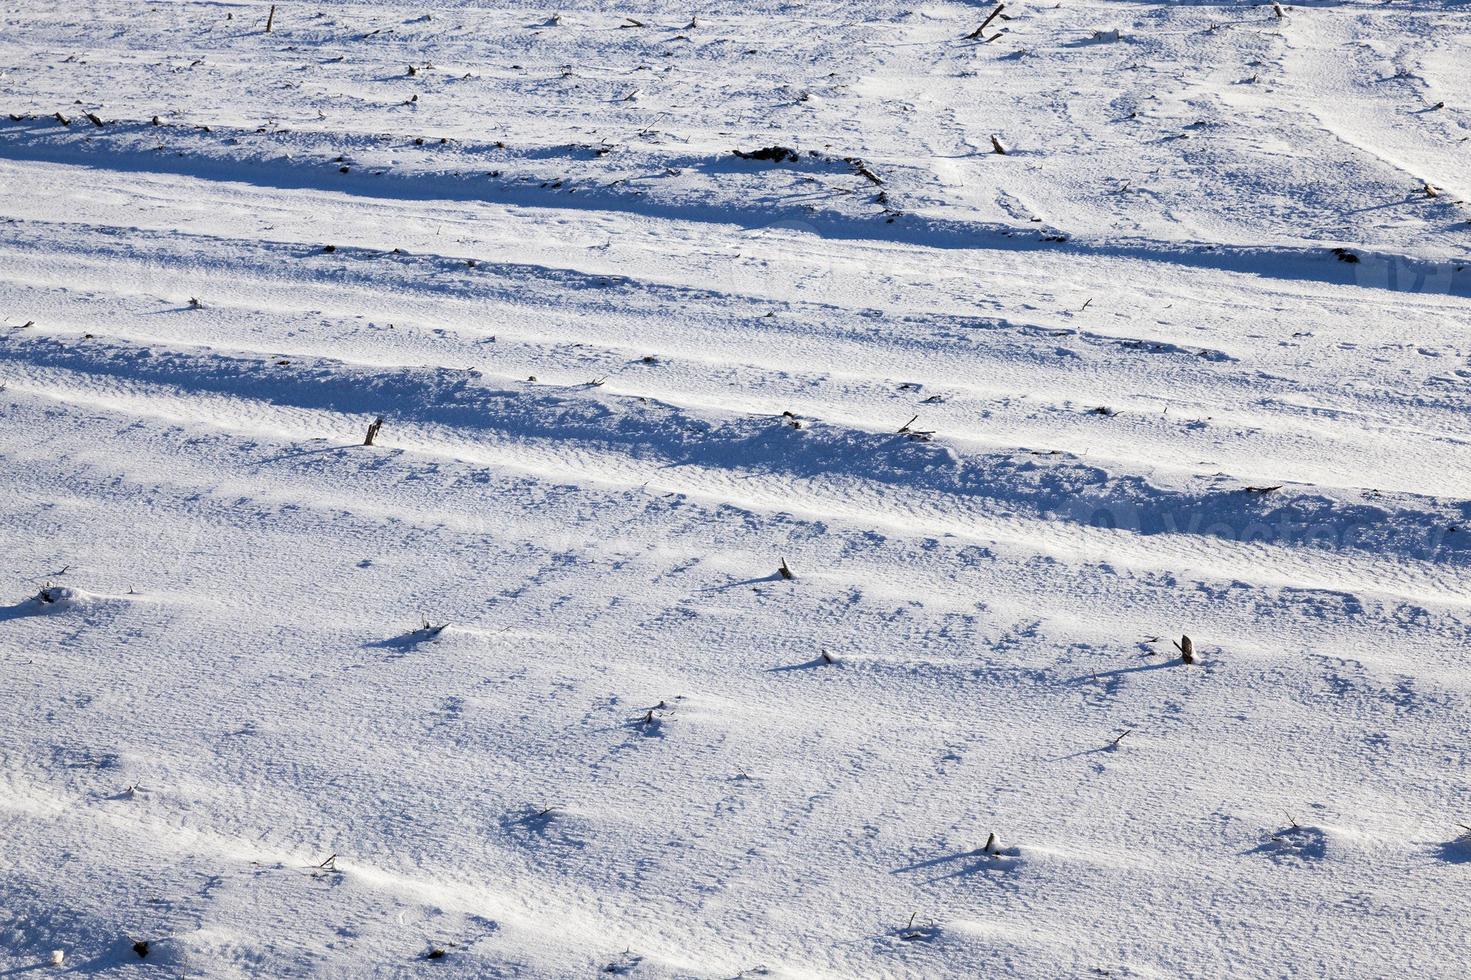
[1,0,1469,975]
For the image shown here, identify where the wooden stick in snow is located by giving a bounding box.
[967,3,1006,39]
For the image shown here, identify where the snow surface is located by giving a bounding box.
[1,0,1470,975]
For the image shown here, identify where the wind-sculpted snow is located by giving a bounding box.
[2,0,1470,977]
[5,332,1466,566]
[4,115,1467,296]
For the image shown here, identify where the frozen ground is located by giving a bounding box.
[1,0,1469,976]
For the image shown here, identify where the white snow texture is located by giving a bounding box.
[1,0,1469,976]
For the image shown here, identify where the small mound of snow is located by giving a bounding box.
[1247,825,1330,863]
[32,584,87,609]
[3,584,127,620]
